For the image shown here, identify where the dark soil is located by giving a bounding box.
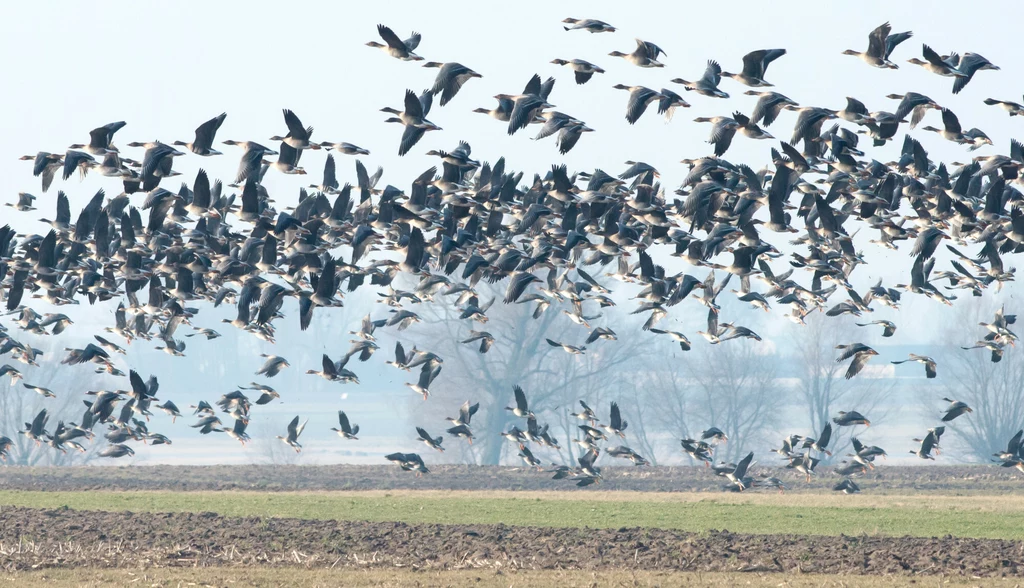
[1,506,1021,577]
[0,464,1019,493]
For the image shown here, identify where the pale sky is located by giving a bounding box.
[2,1,1023,465]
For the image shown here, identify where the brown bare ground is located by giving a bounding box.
[0,463,1020,493]
[1,506,1023,578]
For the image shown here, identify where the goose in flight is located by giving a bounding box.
[382,89,440,156]
[277,416,307,453]
[835,343,878,379]
[367,24,422,61]
[940,398,972,422]
[385,452,429,475]
[505,385,534,418]
[842,21,912,68]
[550,59,605,85]
[424,62,483,106]
[833,410,871,428]
[984,96,1024,117]
[331,411,359,440]
[721,49,787,87]
[416,427,445,452]
[602,402,628,438]
[856,320,896,337]
[69,121,127,155]
[952,53,1000,94]
[562,18,616,33]
[174,113,226,155]
[613,85,662,125]
[906,45,966,78]
[672,61,729,98]
[608,39,666,68]
[725,451,755,491]
[890,354,937,378]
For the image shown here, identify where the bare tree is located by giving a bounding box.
[640,342,698,464]
[409,283,647,465]
[682,339,787,463]
[789,313,892,463]
[0,337,104,466]
[931,298,1024,461]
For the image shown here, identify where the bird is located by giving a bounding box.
[890,354,937,379]
[725,451,755,490]
[984,96,1024,117]
[833,478,861,494]
[952,53,1000,94]
[833,411,871,428]
[701,427,728,443]
[423,61,483,106]
[505,385,534,418]
[562,18,616,33]
[256,354,290,378]
[671,61,729,98]
[385,452,429,475]
[460,331,494,353]
[921,109,967,144]
[416,427,445,452]
[910,429,938,460]
[608,39,666,68]
[602,402,628,438]
[270,109,320,151]
[550,59,605,85]
[856,320,896,337]
[612,85,662,124]
[505,74,555,136]
[174,113,227,155]
[447,401,479,428]
[406,362,441,400]
[367,25,422,61]
[546,338,586,354]
[907,45,966,78]
[721,49,787,87]
[331,411,359,440]
[940,398,972,422]
[276,416,307,453]
[69,121,127,155]
[802,423,833,456]
[382,89,441,156]
[835,344,878,379]
[842,22,912,68]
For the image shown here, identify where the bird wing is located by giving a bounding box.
[818,423,832,448]
[398,125,426,157]
[941,108,961,134]
[339,411,352,436]
[513,384,528,412]
[867,22,890,58]
[195,113,226,146]
[377,24,406,50]
[700,60,722,87]
[403,89,424,119]
[845,353,872,379]
[734,451,754,479]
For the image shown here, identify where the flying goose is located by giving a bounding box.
[277,416,307,453]
[842,22,912,68]
[331,411,359,440]
[721,49,787,87]
[367,24,422,61]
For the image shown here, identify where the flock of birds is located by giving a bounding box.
[2,18,1024,491]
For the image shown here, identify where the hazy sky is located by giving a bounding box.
[2,1,1023,465]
